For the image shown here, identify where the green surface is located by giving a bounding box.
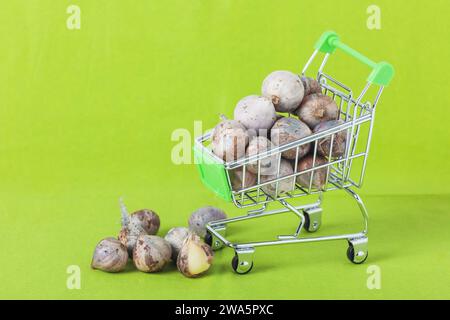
[0,0,449,300]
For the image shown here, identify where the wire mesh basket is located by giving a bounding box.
[194,31,394,274]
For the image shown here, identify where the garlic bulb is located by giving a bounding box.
[296,94,338,129]
[234,95,278,131]
[188,206,227,238]
[164,227,189,260]
[91,238,128,273]
[301,76,322,96]
[117,198,160,255]
[133,235,172,273]
[261,159,295,196]
[130,209,160,235]
[211,115,249,161]
[313,120,347,158]
[296,155,328,189]
[177,233,214,278]
[261,70,304,113]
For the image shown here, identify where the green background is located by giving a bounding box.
[0,0,449,299]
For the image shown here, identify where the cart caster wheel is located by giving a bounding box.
[231,255,253,275]
[347,246,368,264]
[204,229,225,250]
[346,238,368,264]
[303,207,322,232]
[204,232,213,246]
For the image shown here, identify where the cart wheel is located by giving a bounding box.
[231,255,253,275]
[346,245,368,264]
[204,231,224,250]
[303,207,322,233]
[304,213,311,230]
[204,232,213,246]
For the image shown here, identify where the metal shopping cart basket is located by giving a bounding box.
[193,31,394,274]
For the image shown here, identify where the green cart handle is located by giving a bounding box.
[314,31,394,86]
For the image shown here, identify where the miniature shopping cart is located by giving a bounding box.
[194,31,394,274]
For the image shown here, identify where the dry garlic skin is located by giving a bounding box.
[164,227,189,260]
[233,95,277,131]
[177,233,214,278]
[133,235,172,273]
[262,70,304,113]
[91,238,128,273]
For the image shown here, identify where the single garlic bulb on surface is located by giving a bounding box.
[188,206,227,238]
[177,233,214,278]
[133,235,172,273]
[164,227,189,260]
[117,198,160,256]
[130,209,160,235]
[91,238,128,273]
